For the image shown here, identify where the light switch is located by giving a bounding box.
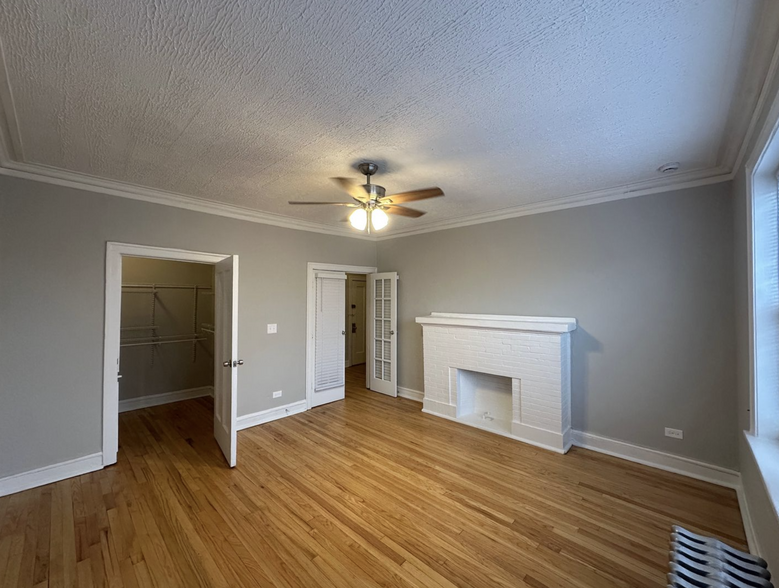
[267,323,277,334]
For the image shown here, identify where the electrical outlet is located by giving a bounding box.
[273,390,282,399]
[665,427,683,440]
[267,323,277,334]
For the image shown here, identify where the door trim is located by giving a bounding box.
[306,262,377,409]
[103,242,234,466]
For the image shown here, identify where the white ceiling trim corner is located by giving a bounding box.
[729,15,779,175]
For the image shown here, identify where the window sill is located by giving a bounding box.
[744,431,779,522]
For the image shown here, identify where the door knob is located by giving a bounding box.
[234,359,244,366]
[222,360,231,367]
[342,330,346,335]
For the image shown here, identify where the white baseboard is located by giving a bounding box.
[398,387,423,402]
[0,453,104,498]
[571,430,741,489]
[118,386,213,413]
[237,400,308,431]
[736,484,759,556]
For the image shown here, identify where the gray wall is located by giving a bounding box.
[0,175,376,478]
[120,258,214,402]
[378,182,738,469]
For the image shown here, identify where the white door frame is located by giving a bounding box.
[102,242,235,466]
[306,262,377,409]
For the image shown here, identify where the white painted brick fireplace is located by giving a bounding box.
[415,313,577,453]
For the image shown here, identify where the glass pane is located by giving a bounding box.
[375,279,383,299]
[375,359,382,379]
[383,278,391,298]
[383,361,391,381]
[384,299,391,319]
[374,340,382,359]
[375,319,382,337]
[375,298,382,319]
[384,320,391,339]
[383,343,391,360]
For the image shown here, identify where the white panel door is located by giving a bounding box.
[214,256,238,467]
[369,272,397,397]
[312,271,347,407]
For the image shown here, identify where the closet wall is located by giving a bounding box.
[120,258,215,406]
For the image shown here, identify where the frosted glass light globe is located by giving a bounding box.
[349,208,368,230]
[371,208,389,231]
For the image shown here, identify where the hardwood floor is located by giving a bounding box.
[1,365,746,587]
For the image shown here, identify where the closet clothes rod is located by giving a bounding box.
[122,283,213,290]
[122,332,201,342]
[120,337,207,348]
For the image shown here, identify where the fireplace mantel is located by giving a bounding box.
[415,312,577,453]
[415,312,577,333]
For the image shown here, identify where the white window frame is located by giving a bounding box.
[747,87,779,439]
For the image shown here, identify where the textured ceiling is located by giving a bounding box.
[0,0,767,234]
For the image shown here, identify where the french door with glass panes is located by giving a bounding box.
[369,272,397,396]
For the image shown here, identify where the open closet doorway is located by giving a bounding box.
[103,243,239,468]
[306,263,398,409]
[119,258,215,413]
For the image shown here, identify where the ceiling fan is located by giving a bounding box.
[288,162,444,233]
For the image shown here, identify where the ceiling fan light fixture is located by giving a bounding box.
[349,207,368,230]
[289,162,444,232]
[371,208,389,231]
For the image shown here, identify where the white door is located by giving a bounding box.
[312,271,347,407]
[214,256,239,467]
[369,272,397,397]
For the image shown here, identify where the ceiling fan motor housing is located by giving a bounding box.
[363,183,386,204]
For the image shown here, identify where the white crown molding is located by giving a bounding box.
[0,120,738,245]
[0,158,375,240]
[375,168,734,240]
[724,1,779,175]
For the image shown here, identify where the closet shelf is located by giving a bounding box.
[122,283,213,291]
[120,336,207,348]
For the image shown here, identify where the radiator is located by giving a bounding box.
[667,525,771,587]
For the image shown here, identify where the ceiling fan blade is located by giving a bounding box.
[384,205,426,218]
[331,177,370,201]
[382,187,443,204]
[288,201,358,206]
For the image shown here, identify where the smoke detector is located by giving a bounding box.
[658,162,680,173]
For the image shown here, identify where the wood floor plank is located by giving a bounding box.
[0,365,747,587]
